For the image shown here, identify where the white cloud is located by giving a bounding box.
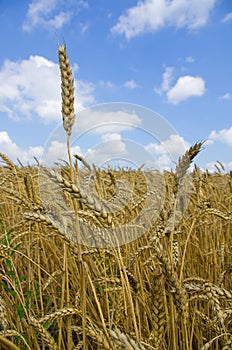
[185,56,195,63]
[76,109,142,134]
[206,161,232,172]
[23,0,69,31]
[222,12,232,23]
[41,140,82,165]
[111,0,217,39]
[220,93,232,100]
[156,154,174,170]
[47,11,72,29]
[23,0,88,31]
[209,127,232,147]
[155,66,174,95]
[101,133,122,142]
[146,134,189,156]
[167,75,206,104]
[155,66,206,104]
[99,79,139,90]
[145,134,190,169]
[0,130,190,169]
[0,131,43,164]
[0,131,83,165]
[124,80,139,89]
[0,55,95,123]
[80,22,89,33]
[99,80,116,89]
[85,133,128,166]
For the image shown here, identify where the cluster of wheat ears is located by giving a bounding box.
[0,45,231,350]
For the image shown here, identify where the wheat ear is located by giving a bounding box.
[0,153,17,170]
[30,316,58,350]
[109,327,147,350]
[39,307,81,325]
[72,325,111,350]
[149,267,166,348]
[175,142,203,183]
[58,44,75,138]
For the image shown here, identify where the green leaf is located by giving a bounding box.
[1,282,16,296]
[16,304,26,319]
[5,258,12,268]
[6,270,16,279]
[43,321,51,329]
[19,275,27,282]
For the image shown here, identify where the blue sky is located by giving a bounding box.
[0,0,232,171]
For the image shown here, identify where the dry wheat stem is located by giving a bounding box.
[0,336,22,350]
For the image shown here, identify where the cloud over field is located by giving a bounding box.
[111,0,217,39]
[209,127,232,147]
[167,75,206,104]
[85,133,128,166]
[0,131,82,165]
[23,0,88,31]
[76,108,142,134]
[155,66,174,95]
[123,80,139,89]
[145,134,190,169]
[0,55,94,124]
[0,131,43,163]
[146,134,189,156]
[155,66,206,104]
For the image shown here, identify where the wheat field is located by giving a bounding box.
[0,45,231,350]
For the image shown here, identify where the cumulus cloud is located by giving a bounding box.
[85,133,128,166]
[23,0,88,31]
[41,140,82,165]
[111,0,217,39]
[0,131,43,164]
[145,134,190,158]
[76,108,142,134]
[145,134,190,170]
[0,130,190,169]
[0,131,83,165]
[124,80,139,89]
[167,75,206,104]
[0,55,95,123]
[101,133,122,142]
[155,66,206,104]
[209,127,232,147]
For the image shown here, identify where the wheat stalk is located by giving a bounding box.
[0,294,8,332]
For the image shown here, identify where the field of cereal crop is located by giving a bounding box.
[0,45,231,350]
